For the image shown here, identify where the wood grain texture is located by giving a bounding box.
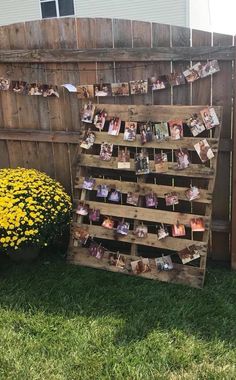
[79,154,215,179]
[75,176,212,203]
[68,247,205,288]
[0,46,234,63]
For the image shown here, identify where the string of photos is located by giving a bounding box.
[73,226,201,275]
[74,103,220,272]
[0,59,220,98]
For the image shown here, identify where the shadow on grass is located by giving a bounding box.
[0,251,236,347]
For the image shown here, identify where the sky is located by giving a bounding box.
[190,0,236,35]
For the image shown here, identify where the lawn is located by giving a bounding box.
[0,254,236,380]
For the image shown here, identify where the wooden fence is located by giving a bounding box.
[0,17,234,264]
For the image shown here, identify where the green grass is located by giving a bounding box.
[0,254,236,380]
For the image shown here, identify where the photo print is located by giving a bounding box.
[124,122,137,142]
[157,224,169,240]
[102,217,114,230]
[108,117,121,136]
[154,122,169,141]
[116,254,126,269]
[131,258,150,274]
[151,75,169,90]
[175,148,190,170]
[100,142,113,161]
[82,177,96,191]
[145,192,158,208]
[96,184,109,198]
[76,202,89,216]
[41,84,60,98]
[28,82,43,96]
[165,192,179,206]
[154,153,168,173]
[194,139,214,163]
[135,151,149,175]
[185,186,200,201]
[168,119,183,140]
[140,123,153,145]
[80,128,96,150]
[183,62,202,83]
[133,223,148,238]
[11,80,28,95]
[108,252,119,266]
[118,148,131,169]
[168,72,186,86]
[77,84,94,99]
[116,220,130,235]
[190,217,205,232]
[81,101,95,123]
[129,80,148,95]
[155,255,173,271]
[93,109,107,130]
[200,107,219,130]
[178,244,200,264]
[73,226,90,245]
[0,77,10,91]
[88,208,100,222]
[108,189,121,203]
[89,242,105,259]
[186,113,205,136]
[111,82,129,96]
[126,192,139,206]
[172,223,186,237]
[200,60,220,78]
[94,83,112,97]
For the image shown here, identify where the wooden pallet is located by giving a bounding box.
[68,104,222,288]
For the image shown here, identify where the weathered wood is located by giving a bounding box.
[68,247,205,288]
[0,46,234,63]
[79,154,215,178]
[97,104,222,122]
[73,223,206,251]
[211,33,233,261]
[231,37,236,270]
[74,200,210,228]
[75,176,212,203]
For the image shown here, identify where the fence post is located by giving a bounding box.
[231,47,236,269]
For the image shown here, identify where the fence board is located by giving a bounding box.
[211,32,233,260]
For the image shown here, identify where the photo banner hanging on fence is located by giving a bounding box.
[0,60,220,98]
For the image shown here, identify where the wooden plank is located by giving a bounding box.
[0,46,234,63]
[73,223,206,251]
[211,33,233,261]
[74,200,210,227]
[96,104,223,122]
[79,154,215,178]
[232,41,236,269]
[191,29,213,256]
[42,19,75,195]
[172,25,191,106]
[113,19,132,48]
[75,176,212,203]
[192,29,212,106]
[89,132,219,151]
[0,24,24,169]
[113,19,133,106]
[68,247,205,288]
[152,23,171,105]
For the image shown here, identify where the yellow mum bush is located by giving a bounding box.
[0,168,72,252]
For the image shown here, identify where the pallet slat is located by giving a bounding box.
[79,154,215,178]
[75,177,212,204]
[74,200,210,228]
